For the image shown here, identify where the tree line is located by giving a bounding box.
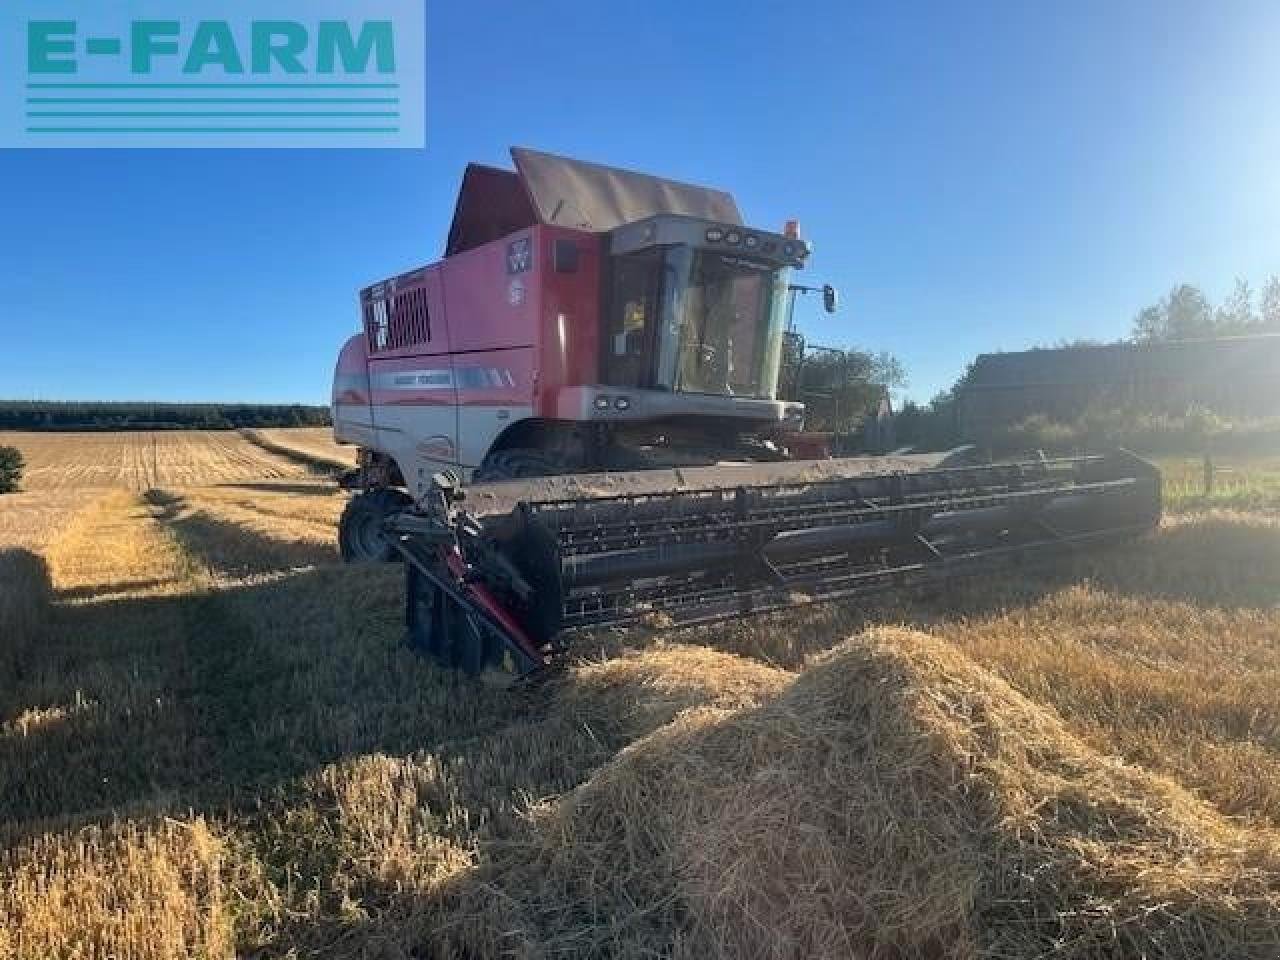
[1132,276,1280,342]
[0,401,331,432]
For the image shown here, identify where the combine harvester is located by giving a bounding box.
[332,148,1162,676]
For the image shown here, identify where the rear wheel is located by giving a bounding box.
[339,489,412,563]
[472,448,563,482]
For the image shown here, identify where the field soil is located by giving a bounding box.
[1,435,1279,958]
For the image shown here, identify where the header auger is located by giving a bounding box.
[331,148,1163,675]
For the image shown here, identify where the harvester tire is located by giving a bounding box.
[339,489,412,563]
[472,448,563,482]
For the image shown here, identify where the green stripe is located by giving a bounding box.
[28,98,399,104]
[27,82,400,89]
[85,38,122,55]
[26,127,401,133]
[29,112,401,118]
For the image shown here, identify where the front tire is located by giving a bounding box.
[472,448,563,482]
[339,489,412,563]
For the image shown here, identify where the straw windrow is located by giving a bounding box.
[438,628,1280,959]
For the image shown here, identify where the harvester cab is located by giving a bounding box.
[331,148,1163,679]
[601,214,806,404]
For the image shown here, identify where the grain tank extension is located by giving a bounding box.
[331,148,1162,675]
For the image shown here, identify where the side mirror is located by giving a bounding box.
[823,285,839,314]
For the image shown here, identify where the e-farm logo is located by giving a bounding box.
[1,1,424,148]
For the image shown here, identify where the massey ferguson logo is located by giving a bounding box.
[506,237,531,275]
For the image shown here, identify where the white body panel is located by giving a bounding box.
[361,402,532,501]
[457,405,534,467]
[333,403,377,448]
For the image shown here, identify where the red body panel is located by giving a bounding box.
[441,232,540,354]
[341,224,604,479]
[535,226,602,415]
[357,224,602,416]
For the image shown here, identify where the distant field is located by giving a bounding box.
[0,430,318,491]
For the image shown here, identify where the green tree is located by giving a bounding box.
[1132,278,1280,341]
[1214,277,1255,334]
[1132,284,1216,341]
[1259,275,1280,332]
[0,446,23,494]
[894,390,962,450]
[782,345,906,433]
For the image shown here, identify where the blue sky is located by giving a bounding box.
[2,0,1277,404]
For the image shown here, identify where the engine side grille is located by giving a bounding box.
[364,285,432,353]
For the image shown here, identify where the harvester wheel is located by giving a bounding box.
[472,448,563,482]
[339,489,412,563]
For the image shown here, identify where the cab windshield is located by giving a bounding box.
[604,246,787,399]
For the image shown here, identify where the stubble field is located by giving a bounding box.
[0,430,322,491]
[1,431,1279,959]
[240,427,358,471]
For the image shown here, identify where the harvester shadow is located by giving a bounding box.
[1,496,529,847]
[57,577,180,601]
[1082,514,1280,609]
[0,547,56,717]
[144,488,337,575]
[215,481,339,497]
[0,559,529,846]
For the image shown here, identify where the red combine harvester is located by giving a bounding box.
[332,148,1161,676]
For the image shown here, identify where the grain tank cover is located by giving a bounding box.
[445,163,540,256]
[445,147,746,256]
[511,147,743,233]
